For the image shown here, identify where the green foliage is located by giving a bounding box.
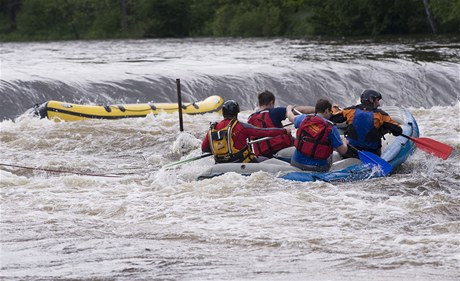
[0,0,458,41]
[431,0,460,32]
[211,1,282,37]
[132,0,191,38]
[305,0,431,36]
[188,0,220,36]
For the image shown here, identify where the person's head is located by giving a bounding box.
[315,99,333,119]
[360,89,382,109]
[222,100,240,118]
[258,90,275,108]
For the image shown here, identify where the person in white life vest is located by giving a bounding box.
[248,90,315,158]
[286,99,348,172]
[202,100,291,163]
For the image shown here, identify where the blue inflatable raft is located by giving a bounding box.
[197,106,419,183]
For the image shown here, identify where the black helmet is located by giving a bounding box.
[222,100,240,117]
[360,89,382,104]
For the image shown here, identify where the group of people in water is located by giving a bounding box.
[201,89,403,172]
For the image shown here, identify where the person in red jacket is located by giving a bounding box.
[202,100,291,163]
[248,90,314,158]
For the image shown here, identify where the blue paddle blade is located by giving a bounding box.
[357,150,393,176]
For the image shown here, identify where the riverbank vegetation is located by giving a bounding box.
[1,0,459,41]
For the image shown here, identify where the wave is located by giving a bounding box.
[1,39,458,121]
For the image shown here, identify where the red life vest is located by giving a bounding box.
[294,115,333,160]
[208,119,254,163]
[248,110,293,157]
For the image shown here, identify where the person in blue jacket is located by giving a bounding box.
[286,99,348,172]
[330,89,402,157]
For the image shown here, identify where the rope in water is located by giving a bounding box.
[0,163,139,178]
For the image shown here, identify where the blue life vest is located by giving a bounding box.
[348,108,380,150]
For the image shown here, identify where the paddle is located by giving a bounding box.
[401,134,453,160]
[163,153,212,169]
[347,144,393,176]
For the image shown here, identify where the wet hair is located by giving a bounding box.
[315,99,332,114]
[258,90,275,106]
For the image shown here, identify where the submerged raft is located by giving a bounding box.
[34,95,224,121]
[198,106,419,182]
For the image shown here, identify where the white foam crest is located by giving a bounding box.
[170,132,201,155]
[408,102,460,147]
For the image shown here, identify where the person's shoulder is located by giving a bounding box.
[270,107,286,114]
[295,114,307,123]
[342,105,357,111]
[269,107,287,120]
[347,104,360,110]
[374,108,390,116]
[239,120,256,128]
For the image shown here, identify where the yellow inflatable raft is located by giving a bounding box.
[34,95,224,122]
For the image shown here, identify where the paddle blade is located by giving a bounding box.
[411,137,453,160]
[357,150,393,176]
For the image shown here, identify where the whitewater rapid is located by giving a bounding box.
[1,38,459,280]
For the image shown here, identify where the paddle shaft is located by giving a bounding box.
[163,153,212,168]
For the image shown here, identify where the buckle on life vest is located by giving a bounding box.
[211,130,227,140]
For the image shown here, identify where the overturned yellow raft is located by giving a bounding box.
[35,95,224,122]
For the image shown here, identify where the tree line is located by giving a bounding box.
[1,0,459,41]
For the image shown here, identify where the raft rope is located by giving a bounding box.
[0,163,140,178]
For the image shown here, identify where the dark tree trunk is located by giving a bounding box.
[119,0,128,31]
[7,0,21,31]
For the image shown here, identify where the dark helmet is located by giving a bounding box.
[222,100,240,117]
[360,89,382,104]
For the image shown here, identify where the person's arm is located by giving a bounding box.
[293,105,315,114]
[330,126,348,154]
[336,138,348,155]
[382,122,402,136]
[331,104,341,114]
[329,110,346,123]
[201,131,211,153]
[241,122,290,138]
[231,123,290,149]
[286,105,296,123]
[379,110,403,136]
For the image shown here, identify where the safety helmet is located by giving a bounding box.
[222,100,240,118]
[360,89,382,104]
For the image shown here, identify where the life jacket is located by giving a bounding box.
[346,108,381,150]
[208,119,255,163]
[294,115,333,160]
[247,110,293,157]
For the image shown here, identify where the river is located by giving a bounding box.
[1,38,459,280]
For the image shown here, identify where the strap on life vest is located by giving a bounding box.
[209,119,254,163]
[248,110,274,155]
[248,110,293,157]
